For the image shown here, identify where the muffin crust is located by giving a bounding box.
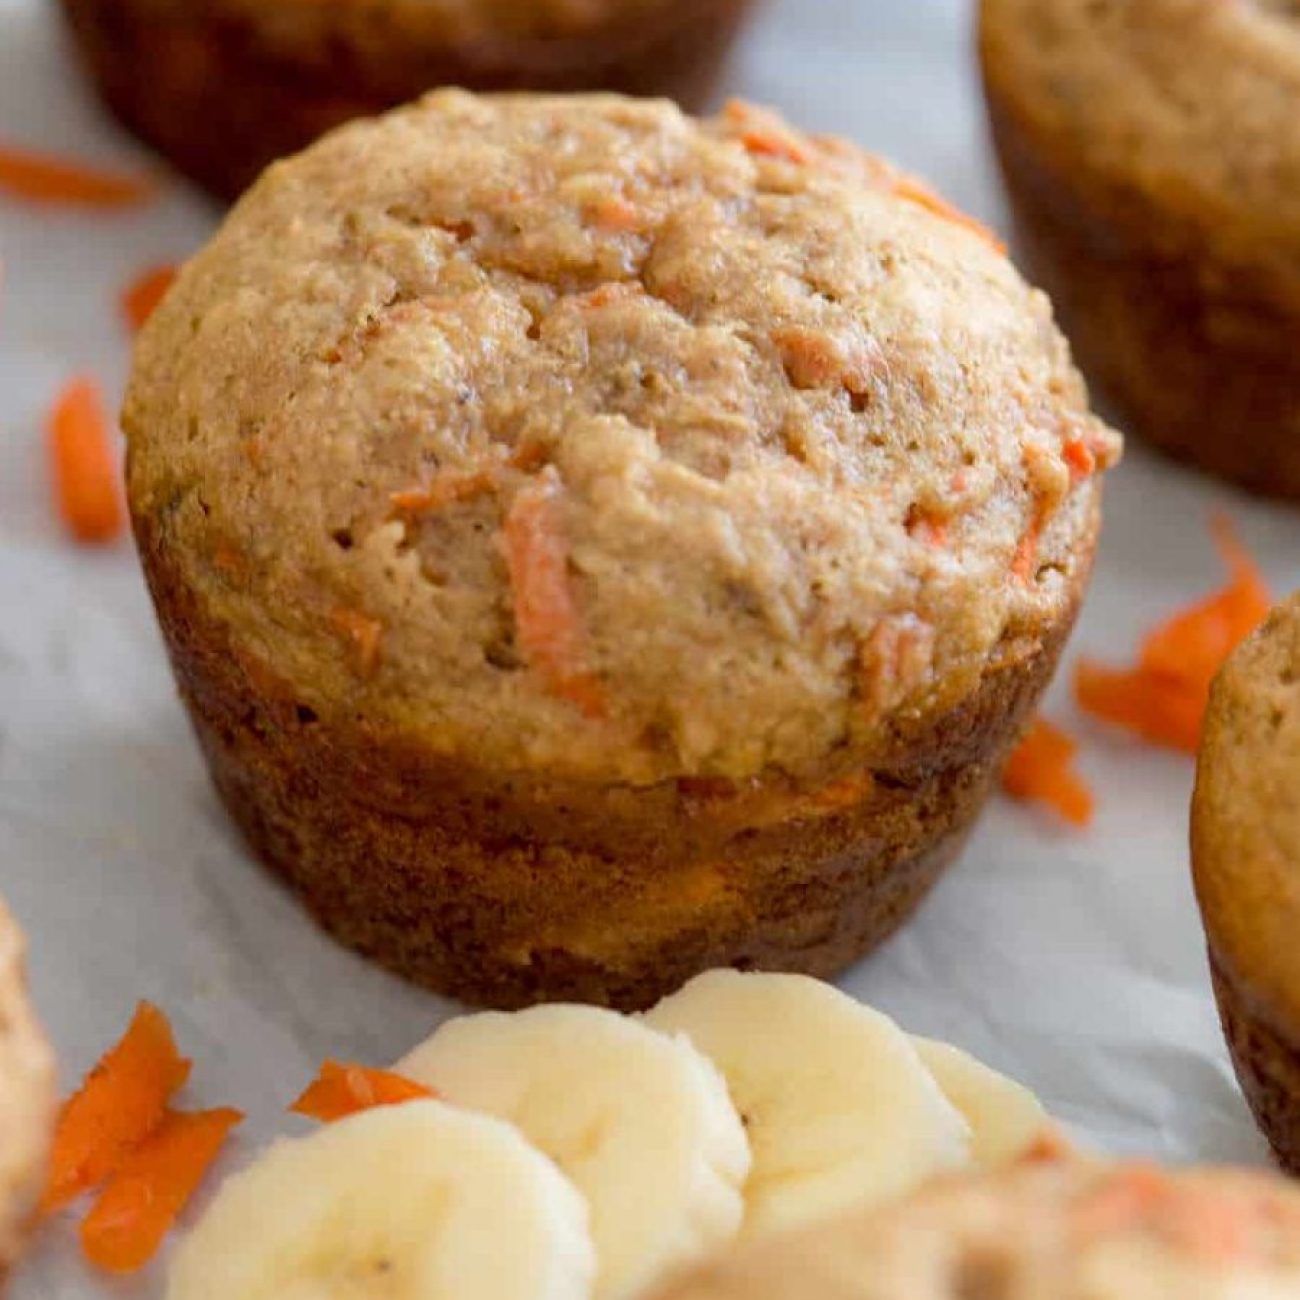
[60,0,753,200]
[1193,593,1300,1173]
[126,93,1117,1007]
[981,0,1300,498]
[649,1161,1300,1300]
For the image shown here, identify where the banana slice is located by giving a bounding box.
[911,1036,1049,1169]
[398,1005,750,1300]
[644,970,970,1236]
[167,1100,594,1300]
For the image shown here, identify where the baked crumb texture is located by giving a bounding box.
[1194,593,1300,1174]
[127,94,1117,1007]
[981,0,1300,499]
[0,900,55,1286]
[648,1160,1300,1300]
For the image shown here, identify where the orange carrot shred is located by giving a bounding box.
[390,469,495,515]
[0,144,156,208]
[291,1061,434,1123]
[503,481,606,719]
[1001,718,1095,827]
[1062,437,1097,483]
[46,376,124,545]
[80,1108,242,1274]
[42,1003,192,1215]
[1011,508,1045,583]
[1074,516,1270,754]
[121,265,177,333]
[329,608,383,677]
[890,175,1007,254]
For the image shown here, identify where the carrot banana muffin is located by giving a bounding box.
[980,0,1300,500]
[649,1160,1300,1300]
[59,0,755,201]
[1193,592,1300,1174]
[0,899,55,1289]
[125,92,1120,1010]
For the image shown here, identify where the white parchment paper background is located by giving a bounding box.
[4,0,1300,1294]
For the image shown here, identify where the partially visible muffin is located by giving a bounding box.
[1193,592,1300,1174]
[0,900,55,1289]
[650,1160,1300,1300]
[125,91,1119,1010]
[980,0,1300,499]
[59,0,756,200]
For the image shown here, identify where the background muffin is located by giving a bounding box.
[0,900,54,1290]
[980,0,1300,500]
[1193,592,1300,1174]
[125,91,1119,1010]
[649,1159,1300,1300]
[59,0,756,200]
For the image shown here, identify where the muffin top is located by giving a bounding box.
[980,0,1300,291]
[649,1160,1300,1300]
[126,92,1118,785]
[1193,592,1300,1029]
[0,900,54,1275]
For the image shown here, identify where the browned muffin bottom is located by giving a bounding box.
[648,1160,1300,1300]
[0,900,55,1289]
[980,0,1300,500]
[125,94,1118,1009]
[1193,593,1300,1174]
[59,0,754,201]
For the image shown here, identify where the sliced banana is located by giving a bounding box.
[398,1005,750,1300]
[644,970,971,1236]
[167,1100,594,1300]
[911,1036,1049,1169]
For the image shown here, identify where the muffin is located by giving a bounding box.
[1193,592,1300,1174]
[124,91,1120,1010]
[58,0,756,201]
[980,0,1300,500]
[0,899,55,1289]
[649,1160,1300,1300]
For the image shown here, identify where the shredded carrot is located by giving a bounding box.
[1062,437,1097,483]
[802,773,872,814]
[1001,718,1094,827]
[80,1108,242,1273]
[390,469,495,514]
[42,1003,192,1215]
[906,504,950,548]
[329,608,383,677]
[291,1061,434,1123]
[858,614,935,716]
[0,144,156,208]
[1011,506,1046,583]
[46,376,125,545]
[121,264,177,333]
[890,175,1007,254]
[588,195,641,232]
[724,100,813,165]
[503,480,605,719]
[1074,516,1270,754]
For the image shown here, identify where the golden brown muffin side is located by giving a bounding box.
[1193,593,1300,1173]
[59,0,754,200]
[648,1160,1300,1300]
[0,901,55,1288]
[980,0,1300,498]
[137,503,1090,1008]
